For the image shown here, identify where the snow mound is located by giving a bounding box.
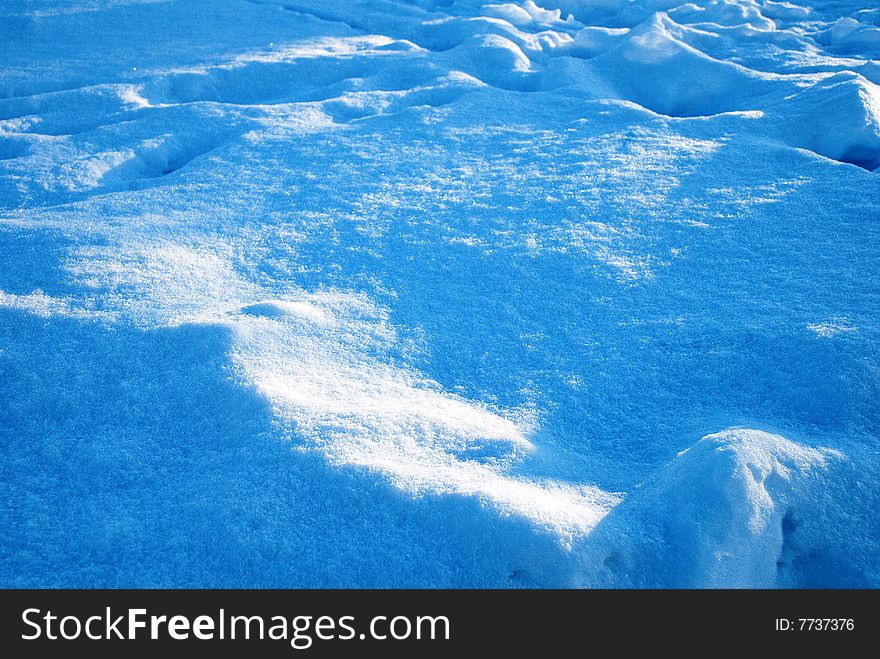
[569,26,628,57]
[667,0,777,30]
[590,13,772,116]
[448,34,538,90]
[821,16,880,55]
[577,429,846,588]
[483,1,571,28]
[240,299,334,325]
[777,72,880,170]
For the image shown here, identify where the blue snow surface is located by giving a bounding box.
[1,0,879,588]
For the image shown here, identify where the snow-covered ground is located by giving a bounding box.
[1,0,878,587]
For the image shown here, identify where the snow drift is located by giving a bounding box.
[1,0,878,588]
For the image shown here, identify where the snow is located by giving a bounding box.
[576,429,866,588]
[1,0,878,588]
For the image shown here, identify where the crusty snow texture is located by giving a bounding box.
[1,0,878,587]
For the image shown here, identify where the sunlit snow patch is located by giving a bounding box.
[230,291,617,539]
